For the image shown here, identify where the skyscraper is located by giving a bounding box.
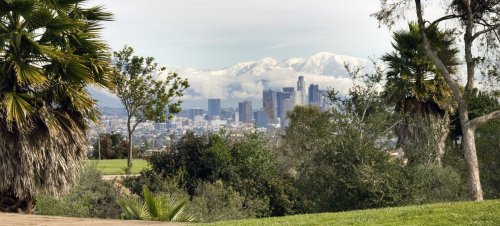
[277,91,291,120]
[296,76,307,105]
[238,101,252,123]
[308,84,320,106]
[207,99,221,120]
[262,90,277,121]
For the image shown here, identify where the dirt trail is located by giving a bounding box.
[0,213,183,226]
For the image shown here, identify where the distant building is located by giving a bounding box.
[221,108,235,120]
[283,87,294,93]
[297,76,307,105]
[277,91,291,120]
[308,84,320,106]
[188,108,204,120]
[208,99,221,120]
[262,90,277,120]
[253,110,268,128]
[238,101,252,123]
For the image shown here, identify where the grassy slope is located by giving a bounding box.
[208,200,500,226]
[88,159,150,175]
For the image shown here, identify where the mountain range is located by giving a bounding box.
[90,52,373,109]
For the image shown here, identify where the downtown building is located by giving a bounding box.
[238,100,252,123]
[207,98,221,120]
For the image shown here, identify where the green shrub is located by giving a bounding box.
[36,164,122,218]
[139,132,297,216]
[119,185,193,222]
[122,169,186,197]
[188,180,269,222]
[405,164,467,204]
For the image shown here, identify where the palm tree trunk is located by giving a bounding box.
[435,113,450,165]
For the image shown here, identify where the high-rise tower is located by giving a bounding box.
[296,76,307,105]
[238,101,252,123]
[262,90,277,121]
[207,99,221,120]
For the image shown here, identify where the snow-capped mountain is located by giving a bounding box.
[91,52,373,109]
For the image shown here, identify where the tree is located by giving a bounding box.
[0,0,112,212]
[112,46,189,168]
[92,133,132,159]
[280,67,410,212]
[382,22,459,164]
[374,0,500,200]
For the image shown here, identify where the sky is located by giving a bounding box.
[87,0,395,69]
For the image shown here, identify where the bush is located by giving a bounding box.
[405,164,467,203]
[119,185,193,222]
[188,180,269,222]
[138,132,298,216]
[36,164,122,218]
[122,169,186,198]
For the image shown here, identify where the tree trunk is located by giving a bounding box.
[461,112,483,200]
[127,132,133,168]
[127,116,133,169]
[435,113,450,165]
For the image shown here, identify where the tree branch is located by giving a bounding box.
[472,24,500,41]
[468,110,500,129]
[429,14,465,27]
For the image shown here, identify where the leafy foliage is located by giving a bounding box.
[36,165,121,218]
[91,133,136,159]
[188,180,268,222]
[382,22,458,113]
[128,132,298,217]
[119,185,193,222]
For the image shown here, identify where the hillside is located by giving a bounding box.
[207,200,500,226]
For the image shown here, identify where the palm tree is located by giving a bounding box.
[0,0,112,212]
[382,23,459,165]
[119,185,194,222]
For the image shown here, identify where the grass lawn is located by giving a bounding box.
[207,199,500,226]
[88,159,150,175]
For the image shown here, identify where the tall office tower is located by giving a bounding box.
[207,99,221,120]
[238,101,252,123]
[308,84,320,106]
[296,76,307,105]
[283,87,297,107]
[277,91,291,120]
[262,90,277,121]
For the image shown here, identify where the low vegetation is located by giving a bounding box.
[36,165,121,218]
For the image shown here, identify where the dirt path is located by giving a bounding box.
[0,213,184,226]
